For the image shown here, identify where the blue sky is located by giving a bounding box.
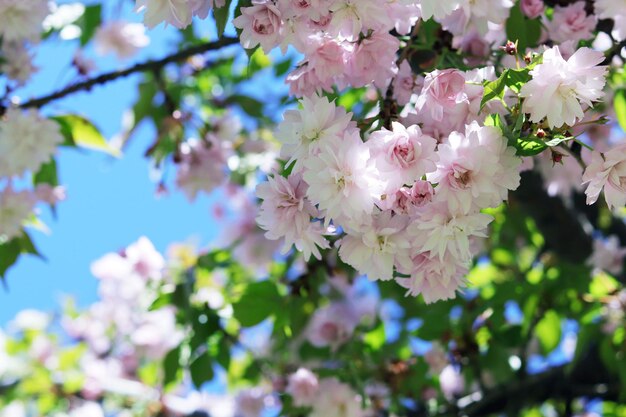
[0,2,230,322]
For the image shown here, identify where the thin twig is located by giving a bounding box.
[1,37,239,113]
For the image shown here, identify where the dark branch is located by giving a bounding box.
[424,345,620,417]
[7,37,239,112]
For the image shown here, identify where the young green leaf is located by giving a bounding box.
[53,115,120,157]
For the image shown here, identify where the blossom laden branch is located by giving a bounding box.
[2,37,239,113]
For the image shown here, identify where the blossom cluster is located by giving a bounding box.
[257,93,522,303]
[135,0,225,29]
[240,0,616,303]
[0,108,66,240]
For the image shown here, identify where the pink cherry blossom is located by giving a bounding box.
[0,186,36,240]
[395,251,469,303]
[417,0,460,21]
[311,378,364,417]
[276,94,355,173]
[520,0,544,19]
[583,144,626,210]
[236,388,268,417]
[439,365,465,399]
[338,211,412,281]
[0,108,63,178]
[94,21,150,60]
[286,368,319,407]
[328,0,392,40]
[587,235,626,275]
[424,343,449,375]
[233,1,283,53]
[428,123,520,214]
[0,42,37,85]
[393,61,418,106]
[0,0,49,42]
[34,184,66,205]
[595,0,626,41]
[415,69,468,122]
[546,2,596,45]
[130,308,183,359]
[256,173,329,260]
[301,35,349,87]
[307,302,359,348]
[520,46,607,129]
[408,202,492,263]
[345,31,400,88]
[380,181,435,215]
[302,129,384,227]
[124,236,165,281]
[175,138,229,201]
[368,122,438,190]
[135,0,194,29]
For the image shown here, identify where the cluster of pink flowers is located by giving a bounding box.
[135,0,225,29]
[0,0,50,85]
[60,237,185,400]
[241,0,617,304]
[257,91,520,303]
[233,0,410,97]
[94,21,150,60]
[0,108,66,240]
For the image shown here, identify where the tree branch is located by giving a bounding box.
[3,37,239,113]
[426,345,620,417]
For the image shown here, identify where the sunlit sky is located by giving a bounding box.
[0,1,233,322]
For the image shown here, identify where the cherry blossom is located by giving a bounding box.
[303,129,384,227]
[276,95,354,173]
[0,108,63,178]
[546,2,597,45]
[0,186,36,240]
[286,368,319,407]
[428,123,520,214]
[583,144,626,210]
[311,378,365,417]
[0,0,49,42]
[94,21,150,60]
[408,202,492,263]
[520,46,607,129]
[234,1,283,53]
[587,235,626,275]
[256,173,329,260]
[368,122,438,191]
[338,211,412,281]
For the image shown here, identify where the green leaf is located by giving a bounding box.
[615,89,626,132]
[515,136,548,156]
[0,238,21,279]
[78,5,102,46]
[364,322,386,350]
[274,57,293,77]
[226,95,264,118]
[544,136,573,147]
[163,347,182,390]
[213,0,233,38]
[19,233,42,258]
[534,310,561,355]
[233,281,282,327]
[480,74,507,111]
[53,115,120,157]
[190,351,214,388]
[33,158,59,187]
[133,79,160,127]
[506,3,541,51]
[505,68,531,94]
